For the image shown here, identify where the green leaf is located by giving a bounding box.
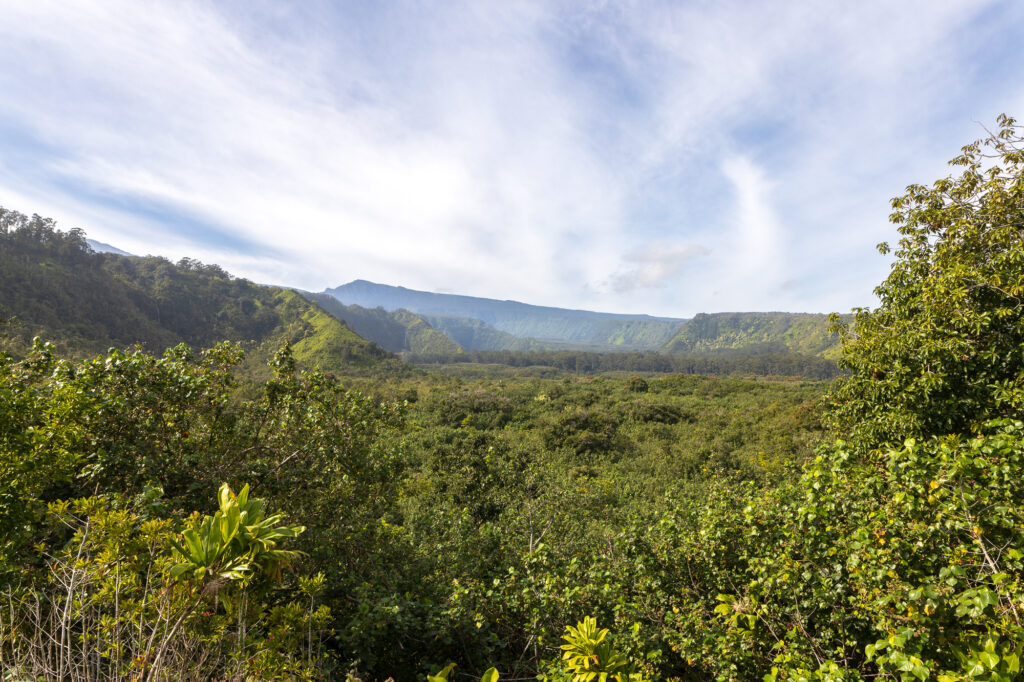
[428,663,456,682]
[978,650,999,668]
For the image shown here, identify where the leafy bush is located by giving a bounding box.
[0,485,327,680]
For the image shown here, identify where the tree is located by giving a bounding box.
[698,116,1024,679]
[826,114,1024,449]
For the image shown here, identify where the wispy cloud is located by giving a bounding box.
[608,243,711,294]
[0,0,1022,316]
[721,156,782,293]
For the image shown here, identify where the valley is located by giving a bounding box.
[314,279,842,358]
[2,115,1023,681]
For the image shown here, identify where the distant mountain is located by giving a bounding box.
[302,293,463,355]
[0,207,406,376]
[323,280,685,350]
[660,312,845,357]
[86,238,134,256]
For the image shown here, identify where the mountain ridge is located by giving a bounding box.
[660,311,847,357]
[332,279,683,321]
[322,280,845,356]
[323,279,686,350]
[86,238,134,257]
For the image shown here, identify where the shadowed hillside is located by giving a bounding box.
[302,292,464,355]
[419,314,545,351]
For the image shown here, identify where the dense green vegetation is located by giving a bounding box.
[2,116,1024,681]
[0,334,826,679]
[0,340,404,678]
[405,348,841,380]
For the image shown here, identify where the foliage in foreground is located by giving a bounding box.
[0,339,406,678]
[0,485,324,680]
[700,115,1024,678]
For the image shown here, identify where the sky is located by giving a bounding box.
[1,1,1023,318]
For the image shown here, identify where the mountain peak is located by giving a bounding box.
[87,238,134,257]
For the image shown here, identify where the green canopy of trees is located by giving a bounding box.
[0,210,407,377]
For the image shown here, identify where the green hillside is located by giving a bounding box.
[0,208,405,376]
[660,311,846,357]
[420,314,545,351]
[302,293,464,355]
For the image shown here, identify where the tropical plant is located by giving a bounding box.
[0,486,323,681]
[557,617,645,682]
[169,482,304,584]
[427,662,499,682]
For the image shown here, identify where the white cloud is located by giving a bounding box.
[0,0,1020,316]
[608,243,711,293]
[0,1,628,302]
[721,156,782,289]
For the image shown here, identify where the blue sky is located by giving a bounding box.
[2,1,1023,317]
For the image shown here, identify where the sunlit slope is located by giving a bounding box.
[660,312,846,357]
